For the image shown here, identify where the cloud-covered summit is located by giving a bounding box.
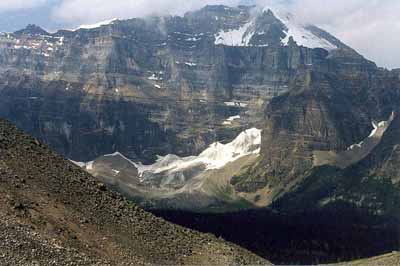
[0,0,399,69]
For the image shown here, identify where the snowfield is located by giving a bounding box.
[135,128,261,178]
[214,7,338,50]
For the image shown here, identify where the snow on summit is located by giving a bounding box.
[214,6,337,51]
[272,10,338,50]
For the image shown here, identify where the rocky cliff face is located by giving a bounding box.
[0,5,351,163]
[1,4,400,213]
[233,48,400,205]
[269,105,400,216]
[358,113,400,182]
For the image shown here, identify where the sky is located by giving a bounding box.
[0,0,399,69]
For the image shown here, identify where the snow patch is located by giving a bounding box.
[223,115,241,125]
[71,160,94,170]
[75,18,117,30]
[147,73,163,81]
[69,160,86,168]
[224,101,248,108]
[185,62,197,67]
[214,21,253,46]
[348,143,363,150]
[112,169,120,176]
[347,112,395,150]
[86,161,94,171]
[56,36,64,46]
[186,37,202,42]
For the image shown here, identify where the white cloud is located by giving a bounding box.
[286,0,400,69]
[52,0,243,23]
[0,0,48,11]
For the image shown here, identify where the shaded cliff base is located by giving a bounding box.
[152,207,400,265]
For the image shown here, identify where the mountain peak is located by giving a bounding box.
[264,8,275,16]
[213,5,341,50]
[14,24,48,36]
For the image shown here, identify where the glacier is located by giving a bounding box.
[135,128,261,178]
[71,128,262,187]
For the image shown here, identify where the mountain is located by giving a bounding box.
[1,4,400,265]
[0,4,377,211]
[1,4,400,213]
[0,118,268,265]
[13,24,49,36]
[0,5,358,163]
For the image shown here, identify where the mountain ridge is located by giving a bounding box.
[0,4,395,212]
[1,4,400,265]
[13,5,354,52]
